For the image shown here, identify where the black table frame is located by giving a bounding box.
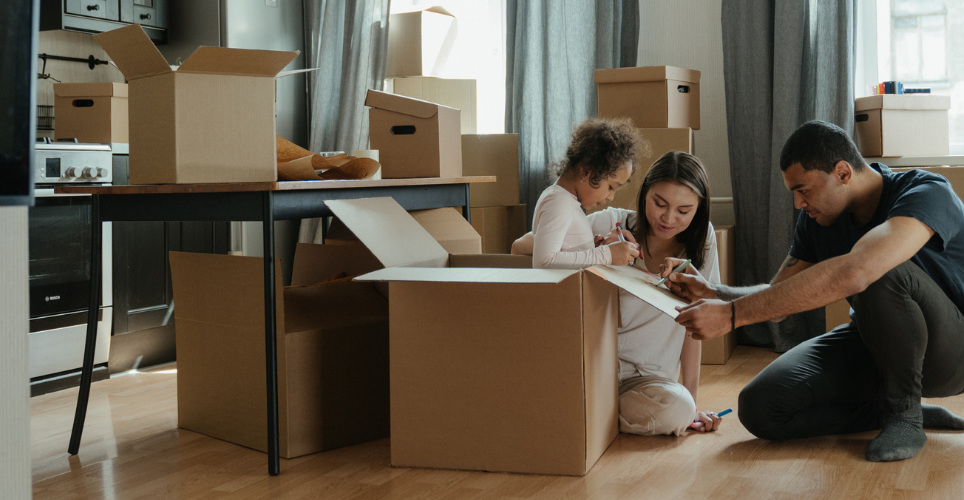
[67,182,472,476]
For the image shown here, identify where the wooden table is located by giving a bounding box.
[56,176,494,476]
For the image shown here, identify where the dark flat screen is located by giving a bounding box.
[0,0,38,206]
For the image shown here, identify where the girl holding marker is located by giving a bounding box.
[516,150,725,434]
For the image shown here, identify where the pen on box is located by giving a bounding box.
[655,258,691,287]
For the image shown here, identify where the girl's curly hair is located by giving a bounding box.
[551,117,646,187]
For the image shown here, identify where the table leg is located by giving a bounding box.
[462,183,471,223]
[68,194,102,455]
[263,192,281,475]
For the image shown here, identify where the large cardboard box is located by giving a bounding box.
[701,225,737,365]
[169,248,390,459]
[461,134,520,207]
[327,207,482,255]
[470,204,527,254]
[94,24,298,184]
[328,197,691,475]
[595,66,701,130]
[855,95,951,157]
[386,7,456,77]
[54,82,129,144]
[386,77,477,134]
[588,128,694,215]
[366,90,462,179]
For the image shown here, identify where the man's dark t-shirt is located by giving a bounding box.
[789,163,964,314]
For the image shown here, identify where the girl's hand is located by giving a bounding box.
[609,241,641,266]
[600,227,637,246]
[661,257,716,301]
[689,410,723,432]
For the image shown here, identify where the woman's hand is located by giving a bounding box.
[661,257,716,301]
[689,410,723,432]
[609,241,641,266]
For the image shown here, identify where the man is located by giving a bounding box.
[669,120,964,462]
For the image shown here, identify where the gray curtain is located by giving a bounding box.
[505,0,639,227]
[721,0,855,351]
[299,0,391,244]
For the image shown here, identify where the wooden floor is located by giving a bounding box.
[31,346,964,499]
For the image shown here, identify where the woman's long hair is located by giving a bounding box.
[634,151,711,270]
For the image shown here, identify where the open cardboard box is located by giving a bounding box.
[328,197,688,475]
[385,6,457,77]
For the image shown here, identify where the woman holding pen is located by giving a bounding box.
[514,150,725,435]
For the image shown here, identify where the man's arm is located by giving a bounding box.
[664,253,812,302]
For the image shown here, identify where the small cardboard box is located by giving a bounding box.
[54,83,129,144]
[169,249,390,458]
[595,66,701,130]
[701,225,737,365]
[470,204,527,254]
[386,77,477,134]
[328,197,691,475]
[588,128,694,215]
[386,7,456,77]
[94,24,299,184]
[366,90,462,179]
[461,134,520,207]
[855,95,951,157]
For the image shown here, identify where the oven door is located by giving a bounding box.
[28,188,112,380]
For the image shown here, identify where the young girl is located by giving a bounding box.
[531,118,642,269]
[517,150,723,435]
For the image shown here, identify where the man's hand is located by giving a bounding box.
[675,298,732,340]
[662,257,717,301]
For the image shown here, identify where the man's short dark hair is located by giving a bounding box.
[779,120,866,173]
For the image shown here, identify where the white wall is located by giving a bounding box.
[0,207,31,499]
[637,0,733,226]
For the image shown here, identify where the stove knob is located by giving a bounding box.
[95,167,108,179]
[64,167,79,179]
[83,167,95,179]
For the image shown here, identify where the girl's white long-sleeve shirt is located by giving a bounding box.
[531,184,612,269]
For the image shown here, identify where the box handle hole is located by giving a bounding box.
[677,85,690,93]
[391,125,416,135]
[72,99,95,108]
[855,113,869,122]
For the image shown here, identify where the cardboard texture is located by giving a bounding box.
[595,66,701,130]
[588,128,694,215]
[855,95,951,157]
[386,77,477,134]
[470,204,527,254]
[386,7,456,77]
[327,207,481,256]
[54,82,129,144]
[169,250,390,458]
[461,134,520,207]
[365,90,462,179]
[701,225,737,365]
[94,24,299,184]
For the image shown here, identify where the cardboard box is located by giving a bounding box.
[169,249,390,458]
[588,128,694,215]
[470,204,527,254]
[386,77,477,134]
[94,24,299,184]
[891,166,964,202]
[461,134,520,207]
[855,95,951,157]
[327,207,481,255]
[53,83,129,144]
[825,298,851,332]
[386,7,456,77]
[701,225,737,365]
[365,90,462,179]
[327,197,690,475]
[595,66,701,130]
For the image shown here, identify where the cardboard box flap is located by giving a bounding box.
[588,265,688,318]
[355,266,578,284]
[594,66,700,84]
[94,24,172,80]
[178,47,299,77]
[409,208,481,254]
[326,197,449,269]
[365,89,449,119]
[54,82,128,98]
[395,5,454,17]
[855,95,951,112]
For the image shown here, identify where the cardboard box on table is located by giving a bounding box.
[855,95,951,157]
[169,248,390,459]
[54,83,129,144]
[386,77,477,134]
[701,225,737,365]
[461,134,520,207]
[595,66,701,130]
[94,24,299,184]
[366,90,462,179]
[470,204,527,254]
[386,6,456,77]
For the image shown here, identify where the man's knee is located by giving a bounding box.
[738,378,784,440]
[853,261,917,308]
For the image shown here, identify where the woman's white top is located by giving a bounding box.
[531,184,612,269]
[588,207,721,382]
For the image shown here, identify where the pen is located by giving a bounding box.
[655,258,691,287]
[689,408,733,428]
[615,221,627,242]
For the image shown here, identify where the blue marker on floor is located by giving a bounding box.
[716,408,733,417]
[690,408,733,429]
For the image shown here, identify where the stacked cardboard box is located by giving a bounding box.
[54,82,129,144]
[855,95,951,157]
[702,225,737,364]
[461,134,526,253]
